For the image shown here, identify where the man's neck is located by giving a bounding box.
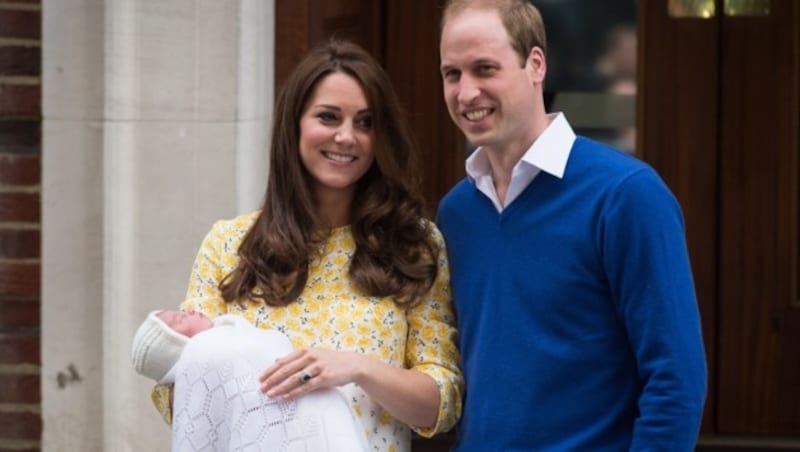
[484,113,553,206]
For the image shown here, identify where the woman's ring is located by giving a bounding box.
[299,371,313,384]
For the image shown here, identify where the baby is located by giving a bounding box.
[131,309,368,452]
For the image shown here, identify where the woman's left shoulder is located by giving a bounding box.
[419,218,446,245]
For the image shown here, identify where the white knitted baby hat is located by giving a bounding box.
[130,310,189,381]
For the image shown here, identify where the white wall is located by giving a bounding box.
[41,1,274,450]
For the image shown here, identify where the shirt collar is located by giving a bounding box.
[465,112,576,181]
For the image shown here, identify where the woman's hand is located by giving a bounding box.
[259,347,366,399]
[260,346,440,428]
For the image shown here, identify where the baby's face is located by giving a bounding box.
[157,310,212,337]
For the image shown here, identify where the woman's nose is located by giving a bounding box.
[334,124,355,145]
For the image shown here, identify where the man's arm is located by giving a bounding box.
[604,169,708,450]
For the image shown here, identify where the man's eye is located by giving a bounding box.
[443,70,460,81]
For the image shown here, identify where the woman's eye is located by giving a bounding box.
[356,115,373,131]
[317,111,338,122]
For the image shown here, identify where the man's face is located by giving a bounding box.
[157,310,212,338]
[440,8,543,151]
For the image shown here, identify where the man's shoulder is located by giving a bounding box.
[570,136,656,180]
[572,136,642,164]
[438,177,475,207]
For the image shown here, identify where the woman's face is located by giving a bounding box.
[299,72,375,202]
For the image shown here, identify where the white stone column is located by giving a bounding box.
[42,1,274,450]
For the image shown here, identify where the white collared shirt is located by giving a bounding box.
[465,112,577,212]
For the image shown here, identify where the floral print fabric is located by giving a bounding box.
[151,211,462,452]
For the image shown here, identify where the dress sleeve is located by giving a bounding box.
[405,223,464,437]
[150,384,173,425]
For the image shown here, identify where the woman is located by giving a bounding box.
[150,40,462,451]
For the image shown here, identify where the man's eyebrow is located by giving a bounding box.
[471,57,497,66]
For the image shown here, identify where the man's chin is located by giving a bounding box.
[463,131,490,148]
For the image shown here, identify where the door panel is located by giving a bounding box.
[642,0,800,436]
[639,0,720,433]
[383,0,464,216]
[717,0,800,433]
[275,0,383,92]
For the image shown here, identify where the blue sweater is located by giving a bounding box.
[437,137,707,451]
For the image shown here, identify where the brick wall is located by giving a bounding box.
[0,0,41,451]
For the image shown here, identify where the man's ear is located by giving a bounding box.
[527,46,547,84]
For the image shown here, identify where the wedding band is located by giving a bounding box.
[299,372,313,384]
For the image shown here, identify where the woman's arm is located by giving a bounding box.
[260,348,440,428]
[260,224,463,433]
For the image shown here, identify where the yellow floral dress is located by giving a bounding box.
[151,211,463,452]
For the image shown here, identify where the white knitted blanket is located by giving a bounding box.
[168,315,368,452]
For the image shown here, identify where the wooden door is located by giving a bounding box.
[382,1,465,217]
[716,0,800,434]
[641,0,800,437]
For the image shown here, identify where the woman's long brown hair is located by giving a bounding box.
[220,40,438,307]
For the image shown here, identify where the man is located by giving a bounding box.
[435,0,707,450]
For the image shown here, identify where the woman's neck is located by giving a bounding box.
[314,188,354,229]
